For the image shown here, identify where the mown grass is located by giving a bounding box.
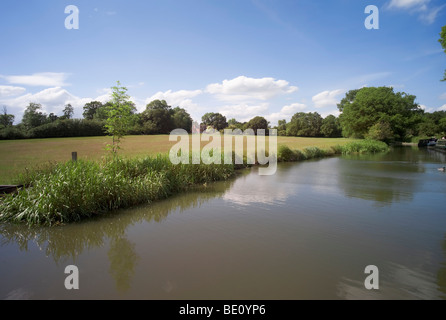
[0,135,354,184]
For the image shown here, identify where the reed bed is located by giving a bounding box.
[0,155,235,226]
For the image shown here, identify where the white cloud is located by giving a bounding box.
[267,103,307,125]
[420,4,446,23]
[145,89,204,118]
[146,89,202,107]
[386,0,444,24]
[387,0,430,10]
[0,85,26,97]
[218,103,270,123]
[94,88,113,103]
[206,76,298,102]
[438,104,446,111]
[0,87,117,122]
[2,87,79,116]
[312,89,344,109]
[0,72,70,87]
[320,110,341,118]
[420,104,435,113]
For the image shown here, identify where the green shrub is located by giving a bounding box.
[277,145,296,162]
[29,119,106,138]
[340,139,389,154]
[303,147,327,159]
[331,145,343,155]
[277,145,307,162]
[0,126,27,140]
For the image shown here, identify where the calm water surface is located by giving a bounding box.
[1,147,446,300]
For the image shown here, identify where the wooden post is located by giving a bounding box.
[72,152,78,162]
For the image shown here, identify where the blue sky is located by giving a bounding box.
[1,0,445,125]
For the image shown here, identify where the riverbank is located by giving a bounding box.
[0,135,355,184]
[0,139,389,226]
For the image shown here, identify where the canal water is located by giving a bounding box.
[1,147,445,300]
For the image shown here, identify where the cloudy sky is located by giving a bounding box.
[1,0,445,125]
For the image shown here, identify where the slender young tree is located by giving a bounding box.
[104,81,135,156]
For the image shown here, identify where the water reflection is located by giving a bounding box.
[0,180,235,260]
[336,148,435,206]
[438,235,446,299]
[1,148,445,299]
[0,178,236,293]
[338,263,440,300]
[222,167,296,206]
[108,237,139,293]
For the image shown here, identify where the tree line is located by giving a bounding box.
[1,85,446,142]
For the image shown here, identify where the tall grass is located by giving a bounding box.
[277,139,389,162]
[277,145,331,162]
[338,139,389,154]
[0,155,234,226]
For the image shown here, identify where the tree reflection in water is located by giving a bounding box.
[438,235,446,299]
[108,237,139,293]
[0,177,236,292]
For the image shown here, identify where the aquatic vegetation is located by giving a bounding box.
[338,139,390,154]
[0,155,234,226]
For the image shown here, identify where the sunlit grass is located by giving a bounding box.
[0,135,354,184]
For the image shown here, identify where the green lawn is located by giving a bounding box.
[0,135,354,184]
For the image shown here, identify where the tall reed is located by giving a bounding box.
[0,155,235,226]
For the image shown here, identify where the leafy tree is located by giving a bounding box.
[62,104,74,120]
[0,107,14,128]
[94,103,109,121]
[321,115,342,138]
[172,107,193,132]
[439,118,446,136]
[83,101,104,120]
[22,103,48,130]
[287,112,323,137]
[228,118,238,126]
[338,87,422,141]
[417,118,438,137]
[245,116,269,134]
[48,113,59,122]
[141,100,174,134]
[201,112,228,131]
[104,81,135,155]
[226,118,244,131]
[277,119,286,129]
[365,121,394,143]
[439,25,446,81]
[425,110,446,125]
[277,119,287,136]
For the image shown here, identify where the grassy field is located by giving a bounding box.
[0,135,354,184]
